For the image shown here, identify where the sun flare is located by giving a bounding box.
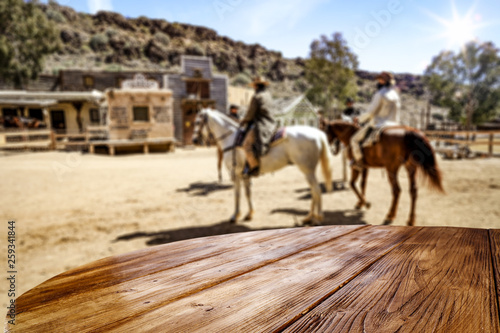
[423,1,486,49]
[442,14,477,47]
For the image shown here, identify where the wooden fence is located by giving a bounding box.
[424,130,500,157]
[0,129,54,150]
[0,127,108,151]
[0,126,175,154]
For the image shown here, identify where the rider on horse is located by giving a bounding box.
[228,104,240,121]
[341,97,359,123]
[351,71,401,169]
[240,76,277,177]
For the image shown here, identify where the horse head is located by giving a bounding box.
[192,109,209,146]
[323,120,360,148]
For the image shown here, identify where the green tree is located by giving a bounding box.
[0,0,60,88]
[304,33,359,118]
[424,41,500,128]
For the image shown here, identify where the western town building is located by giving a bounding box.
[0,56,235,150]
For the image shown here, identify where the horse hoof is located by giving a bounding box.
[406,220,415,226]
[243,213,253,221]
[310,219,322,226]
[229,214,240,224]
[355,204,362,210]
[365,202,371,209]
[383,219,393,225]
[302,216,313,225]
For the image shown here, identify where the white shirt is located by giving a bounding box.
[358,86,401,128]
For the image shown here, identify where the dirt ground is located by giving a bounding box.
[1,147,499,308]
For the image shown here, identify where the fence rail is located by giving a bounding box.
[425,130,500,157]
[0,127,175,154]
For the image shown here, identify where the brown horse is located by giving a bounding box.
[321,119,444,226]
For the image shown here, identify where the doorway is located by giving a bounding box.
[50,110,66,133]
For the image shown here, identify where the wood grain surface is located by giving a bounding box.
[285,227,500,333]
[491,229,500,320]
[7,225,363,332]
[5,226,500,333]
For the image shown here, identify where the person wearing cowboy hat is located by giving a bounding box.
[350,71,401,169]
[240,75,277,177]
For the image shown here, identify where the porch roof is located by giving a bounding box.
[0,90,104,103]
[0,99,58,107]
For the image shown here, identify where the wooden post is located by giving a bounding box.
[144,144,149,154]
[489,133,494,157]
[89,144,94,154]
[109,145,115,156]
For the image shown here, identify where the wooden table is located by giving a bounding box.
[6,225,500,332]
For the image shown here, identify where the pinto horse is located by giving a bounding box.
[192,109,334,225]
[321,119,444,226]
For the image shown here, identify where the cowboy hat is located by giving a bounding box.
[376,71,396,85]
[249,75,270,87]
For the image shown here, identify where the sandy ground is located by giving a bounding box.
[1,147,499,309]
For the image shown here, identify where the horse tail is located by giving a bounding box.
[404,131,444,193]
[320,133,334,193]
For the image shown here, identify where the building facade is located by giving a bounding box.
[165,56,228,145]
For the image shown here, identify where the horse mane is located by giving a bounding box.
[203,108,239,128]
[327,120,359,143]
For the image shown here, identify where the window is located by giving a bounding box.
[29,109,44,121]
[2,108,18,117]
[83,75,95,89]
[133,106,149,122]
[186,81,210,99]
[89,108,100,123]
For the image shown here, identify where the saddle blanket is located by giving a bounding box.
[234,127,287,148]
[270,127,287,147]
[361,124,399,148]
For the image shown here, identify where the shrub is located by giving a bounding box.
[154,32,170,46]
[232,73,252,86]
[186,43,204,56]
[105,28,118,38]
[89,33,109,52]
[46,9,66,23]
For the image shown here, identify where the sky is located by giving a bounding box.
[43,0,500,74]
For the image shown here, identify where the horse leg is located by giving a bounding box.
[406,163,417,226]
[217,147,223,183]
[302,172,322,225]
[351,168,367,210]
[360,168,371,209]
[383,166,401,225]
[230,176,241,223]
[243,177,254,221]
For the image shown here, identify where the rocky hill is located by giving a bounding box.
[39,2,425,100]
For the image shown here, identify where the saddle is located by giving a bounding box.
[361,125,405,148]
[235,127,287,148]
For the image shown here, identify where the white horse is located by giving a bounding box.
[192,108,334,225]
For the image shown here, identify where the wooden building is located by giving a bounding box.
[98,74,175,154]
[165,56,228,145]
[0,56,228,148]
[58,70,173,92]
[0,90,104,133]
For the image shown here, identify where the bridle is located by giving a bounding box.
[193,112,236,152]
[323,122,341,155]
